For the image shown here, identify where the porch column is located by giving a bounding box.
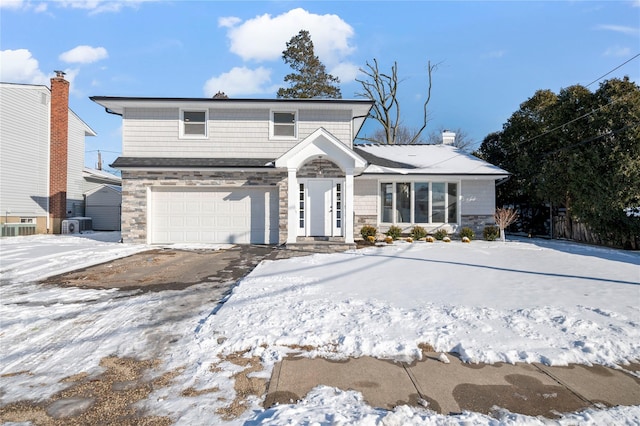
[344,168,355,244]
[287,168,298,244]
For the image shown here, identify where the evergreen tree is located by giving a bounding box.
[277,30,341,99]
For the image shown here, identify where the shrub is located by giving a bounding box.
[360,225,377,241]
[406,237,413,243]
[433,229,448,240]
[385,236,393,244]
[442,236,451,243]
[385,225,403,240]
[483,225,500,241]
[462,236,471,243]
[410,225,428,240]
[459,227,475,240]
[366,235,376,244]
[425,236,435,243]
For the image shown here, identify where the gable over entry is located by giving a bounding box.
[276,128,366,244]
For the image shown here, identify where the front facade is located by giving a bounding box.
[0,77,96,235]
[91,97,372,245]
[91,96,508,245]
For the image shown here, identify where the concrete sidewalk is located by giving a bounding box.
[264,353,640,418]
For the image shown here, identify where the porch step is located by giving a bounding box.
[284,237,356,253]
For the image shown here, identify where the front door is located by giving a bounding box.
[307,179,333,236]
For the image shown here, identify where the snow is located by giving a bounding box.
[1,233,639,424]
[357,144,509,176]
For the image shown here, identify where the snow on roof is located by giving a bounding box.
[355,144,509,176]
[83,167,121,183]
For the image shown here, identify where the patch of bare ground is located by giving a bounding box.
[0,356,176,425]
[215,351,267,421]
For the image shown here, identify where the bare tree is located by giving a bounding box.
[494,208,518,242]
[356,59,436,144]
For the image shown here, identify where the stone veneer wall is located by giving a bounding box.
[461,214,495,236]
[297,159,344,178]
[121,170,287,244]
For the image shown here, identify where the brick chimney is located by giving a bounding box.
[49,71,69,233]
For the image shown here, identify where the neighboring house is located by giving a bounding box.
[1,73,97,235]
[85,184,122,231]
[83,167,121,193]
[83,167,122,231]
[90,96,508,246]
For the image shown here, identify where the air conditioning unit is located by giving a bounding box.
[62,219,80,234]
[68,217,93,232]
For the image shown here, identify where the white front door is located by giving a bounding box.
[307,179,333,236]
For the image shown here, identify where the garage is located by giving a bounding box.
[149,187,279,244]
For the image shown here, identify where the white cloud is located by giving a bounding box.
[59,45,108,64]
[603,45,632,57]
[486,50,506,59]
[0,49,49,84]
[222,8,355,67]
[330,62,360,83]
[595,24,639,36]
[203,66,275,97]
[57,0,153,14]
[0,0,24,9]
[0,0,47,12]
[218,16,241,28]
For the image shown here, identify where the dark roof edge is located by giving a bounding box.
[110,157,276,169]
[90,96,374,105]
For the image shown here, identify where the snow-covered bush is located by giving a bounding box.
[406,237,413,243]
[425,236,435,243]
[462,236,471,243]
[385,236,393,244]
[442,236,451,243]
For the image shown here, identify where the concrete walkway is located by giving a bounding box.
[265,353,640,418]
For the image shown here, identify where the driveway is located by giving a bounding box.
[42,244,293,292]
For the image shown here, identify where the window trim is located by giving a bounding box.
[179,108,208,139]
[378,180,460,225]
[270,110,298,140]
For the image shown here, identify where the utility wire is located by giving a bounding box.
[542,122,639,157]
[585,53,640,88]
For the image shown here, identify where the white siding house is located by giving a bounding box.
[91,95,508,246]
[0,80,96,235]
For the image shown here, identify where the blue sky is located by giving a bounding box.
[1,0,639,173]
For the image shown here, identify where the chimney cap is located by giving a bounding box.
[54,70,66,78]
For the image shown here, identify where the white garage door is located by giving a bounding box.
[150,187,278,244]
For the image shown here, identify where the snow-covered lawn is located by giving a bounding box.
[1,234,639,424]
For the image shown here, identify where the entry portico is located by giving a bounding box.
[275,128,367,244]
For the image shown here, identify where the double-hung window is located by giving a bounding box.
[271,111,297,138]
[380,181,458,224]
[180,109,207,138]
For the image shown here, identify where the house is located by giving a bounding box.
[0,73,97,235]
[82,167,122,231]
[90,96,508,246]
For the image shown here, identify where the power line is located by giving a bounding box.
[585,53,640,88]
[542,122,639,158]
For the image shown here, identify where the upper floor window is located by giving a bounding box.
[271,111,297,139]
[181,109,207,138]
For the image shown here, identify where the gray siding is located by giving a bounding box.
[85,186,122,231]
[0,84,50,218]
[67,112,88,216]
[122,107,353,158]
[461,180,496,215]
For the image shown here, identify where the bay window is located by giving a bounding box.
[380,181,459,224]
